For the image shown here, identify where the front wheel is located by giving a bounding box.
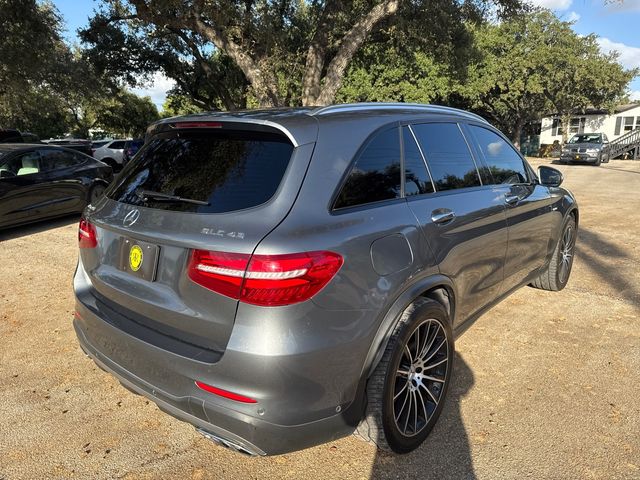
[356,298,454,453]
[530,215,576,291]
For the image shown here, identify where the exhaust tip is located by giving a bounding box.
[195,428,258,456]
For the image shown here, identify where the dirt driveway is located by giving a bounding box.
[1,159,638,480]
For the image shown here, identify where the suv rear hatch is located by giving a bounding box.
[79,120,316,360]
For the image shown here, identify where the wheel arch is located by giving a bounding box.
[362,275,456,380]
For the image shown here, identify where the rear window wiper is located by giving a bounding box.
[136,189,210,206]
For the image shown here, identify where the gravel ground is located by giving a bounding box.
[0,158,638,480]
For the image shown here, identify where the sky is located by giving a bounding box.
[53,0,640,108]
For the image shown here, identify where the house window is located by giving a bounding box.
[623,116,635,133]
[551,118,562,136]
[568,117,586,134]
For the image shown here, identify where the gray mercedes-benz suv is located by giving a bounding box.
[73,103,578,455]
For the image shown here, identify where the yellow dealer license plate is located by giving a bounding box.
[119,237,159,281]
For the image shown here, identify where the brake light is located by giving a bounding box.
[187,250,343,306]
[171,121,223,129]
[195,381,257,403]
[78,219,97,248]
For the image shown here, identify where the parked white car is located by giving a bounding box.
[92,139,130,169]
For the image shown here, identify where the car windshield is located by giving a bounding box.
[568,134,602,144]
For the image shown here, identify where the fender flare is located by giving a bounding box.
[361,274,456,379]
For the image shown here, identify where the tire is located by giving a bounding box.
[594,155,602,166]
[355,297,454,453]
[88,183,106,206]
[530,215,576,291]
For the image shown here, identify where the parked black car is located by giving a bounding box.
[0,129,23,143]
[45,138,93,156]
[0,144,113,229]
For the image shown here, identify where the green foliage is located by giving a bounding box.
[80,0,525,108]
[462,10,637,144]
[161,94,202,118]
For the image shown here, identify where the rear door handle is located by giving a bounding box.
[505,194,520,206]
[431,209,455,224]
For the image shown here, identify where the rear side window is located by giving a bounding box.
[334,127,401,209]
[403,127,433,196]
[107,130,294,213]
[468,125,529,184]
[40,149,85,171]
[109,141,127,149]
[411,123,481,191]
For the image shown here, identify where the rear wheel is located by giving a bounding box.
[356,298,453,453]
[530,215,576,291]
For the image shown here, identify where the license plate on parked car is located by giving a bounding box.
[119,237,159,281]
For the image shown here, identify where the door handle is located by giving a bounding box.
[505,194,520,206]
[431,209,455,225]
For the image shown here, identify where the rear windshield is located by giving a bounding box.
[106,129,294,213]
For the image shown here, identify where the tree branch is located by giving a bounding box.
[315,0,399,105]
[301,0,340,105]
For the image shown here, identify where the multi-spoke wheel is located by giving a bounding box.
[531,214,577,291]
[356,297,454,453]
[393,318,449,438]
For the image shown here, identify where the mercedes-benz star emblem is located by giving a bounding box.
[123,209,140,227]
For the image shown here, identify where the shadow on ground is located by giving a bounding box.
[576,227,639,308]
[0,214,79,242]
[369,353,476,480]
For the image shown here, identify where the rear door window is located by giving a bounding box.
[334,127,401,209]
[40,149,85,171]
[411,123,481,191]
[403,126,434,196]
[106,130,294,213]
[467,125,529,184]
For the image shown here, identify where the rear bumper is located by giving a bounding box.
[73,263,368,455]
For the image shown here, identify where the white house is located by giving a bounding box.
[540,104,640,146]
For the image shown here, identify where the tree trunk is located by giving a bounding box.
[512,118,524,150]
[306,0,399,106]
[561,113,571,144]
[301,1,339,106]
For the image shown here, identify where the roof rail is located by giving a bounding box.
[310,103,488,123]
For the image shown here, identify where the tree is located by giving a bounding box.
[338,0,475,105]
[81,0,522,109]
[463,10,636,145]
[0,0,72,135]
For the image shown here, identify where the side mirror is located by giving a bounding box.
[538,165,563,187]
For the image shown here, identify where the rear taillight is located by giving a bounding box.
[187,250,343,306]
[78,219,97,248]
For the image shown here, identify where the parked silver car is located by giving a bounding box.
[560,133,609,166]
[73,104,578,455]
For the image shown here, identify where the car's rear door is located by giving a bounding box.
[79,123,314,356]
[464,123,560,291]
[34,148,88,217]
[403,122,508,327]
[0,150,43,227]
